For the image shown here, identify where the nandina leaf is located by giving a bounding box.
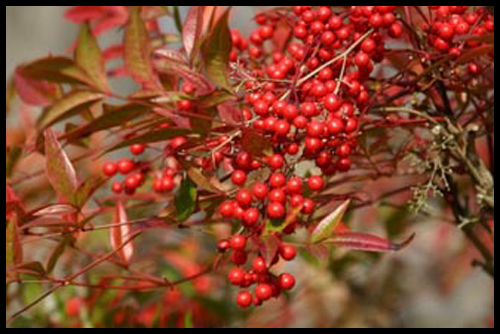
[71,176,107,209]
[66,6,128,36]
[28,203,79,218]
[197,89,235,110]
[183,6,206,59]
[175,178,197,222]
[457,44,495,64]
[6,212,23,266]
[65,6,106,23]
[15,262,47,278]
[153,48,189,68]
[21,56,94,86]
[6,145,23,178]
[44,129,78,201]
[104,128,191,154]
[311,199,351,244]
[200,7,233,92]
[75,23,110,93]
[172,6,183,34]
[253,235,280,267]
[111,201,135,266]
[124,6,161,90]
[38,90,105,129]
[14,67,58,106]
[187,167,222,193]
[241,128,273,157]
[324,233,416,253]
[63,104,151,143]
[46,238,69,274]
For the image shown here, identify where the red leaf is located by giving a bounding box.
[325,233,415,253]
[110,201,135,266]
[14,67,58,106]
[183,6,206,59]
[103,44,124,62]
[65,6,128,36]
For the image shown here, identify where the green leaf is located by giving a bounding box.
[38,90,105,129]
[175,178,197,222]
[104,128,191,154]
[20,56,95,86]
[16,262,47,278]
[75,23,110,93]
[200,7,233,92]
[311,199,351,244]
[124,6,160,90]
[44,129,78,200]
[172,6,183,34]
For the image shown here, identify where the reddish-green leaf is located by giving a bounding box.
[75,23,110,93]
[175,178,197,222]
[44,129,78,200]
[38,90,105,129]
[183,6,206,60]
[28,203,79,218]
[46,238,69,274]
[124,6,160,90]
[197,89,235,109]
[187,167,222,193]
[241,128,273,157]
[201,7,233,92]
[111,201,135,266]
[104,128,191,154]
[6,212,23,266]
[324,233,415,253]
[20,56,94,86]
[14,67,59,106]
[457,44,495,64]
[71,176,107,209]
[311,199,351,244]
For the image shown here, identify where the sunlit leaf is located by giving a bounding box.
[187,167,222,193]
[44,129,78,200]
[38,90,105,129]
[71,176,107,209]
[75,23,110,93]
[14,67,59,106]
[20,56,94,86]
[311,199,351,244]
[183,6,206,59]
[110,201,135,266]
[28,203,79,218]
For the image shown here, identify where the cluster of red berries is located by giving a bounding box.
[218,6,406,308]
[218,235,297,308]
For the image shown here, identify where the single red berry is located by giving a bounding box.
[231,249,248,266]
[111,181,123,194]
[102,162,118,177]
[324,94,343,112]
[220,201,235,218]
[302,198,315,214]
[268,154,285,170]
[124,174,141,189]
[308,175,325,192]
[267,202,285,219]
[252,257,267,273]
[337,158,352,172]
[286,177,303,194]
[278,273,296,290]
[236,290,253,309]
[232,170,247,186]
[236,190,253,208]
[327,118,345,135]
[228,268,246,286]
[243,208,260,227]
[280,244,297,261]
[252,182,269,200]
[230,235,247,250]
[182,82,196,95]
[217,239,230,253]
[177,99,192,111]
[130,143,146,155]
[255,284,273,301]
[161,176,175,192]
[270,173,286,188]
[269,189,287,204]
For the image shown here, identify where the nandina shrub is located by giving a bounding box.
[6,6,494,328]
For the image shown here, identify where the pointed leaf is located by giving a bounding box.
[324,233,416,253]
[201,7,233,92]
[311,199,351,244]
[21,56,94,86]
[75,23,110,93]
[241,128,273,157]
[16,262,47,278]
[14,67,58,106]
[124,6,160,90]
[111,201,135,266]
[46,239,69,274]
[29,204,79,218]
[44,129,78,200]
[175,178,197,222]
[71,176,107,209]
[183,6,206,59]
[6,212,23,266]
[39,90,105,129]
[187,167,222,193]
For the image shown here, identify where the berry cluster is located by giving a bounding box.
[218,6,404,308]
[218,235,296,308]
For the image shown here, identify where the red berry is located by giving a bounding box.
[232,170,247,186]
[236,190,253,208]
[236,291,253,309]
[252,257,267,273]
[111,181,123,194]
[301,198,315,214]
[243,208,260,227]
[230,235,247,250]
[270,173,286,188]
[252,182,269,200]
[327,118,345,135]
[278,273,296,290]
[280,245,297,261]
[269,189,287,204]
[268,154,285,170]
[308,175,325,192]
[161,176,175,192]
[231,249,248,266]
[286,177,303,194]
[324,94,343,112]
[228,268,245,286]
[130,143,145,155]
[217,239,230,253]
[102,162,118,177]
[255,284,273,301]
[220,201,235,218]
[267,202,285,219]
